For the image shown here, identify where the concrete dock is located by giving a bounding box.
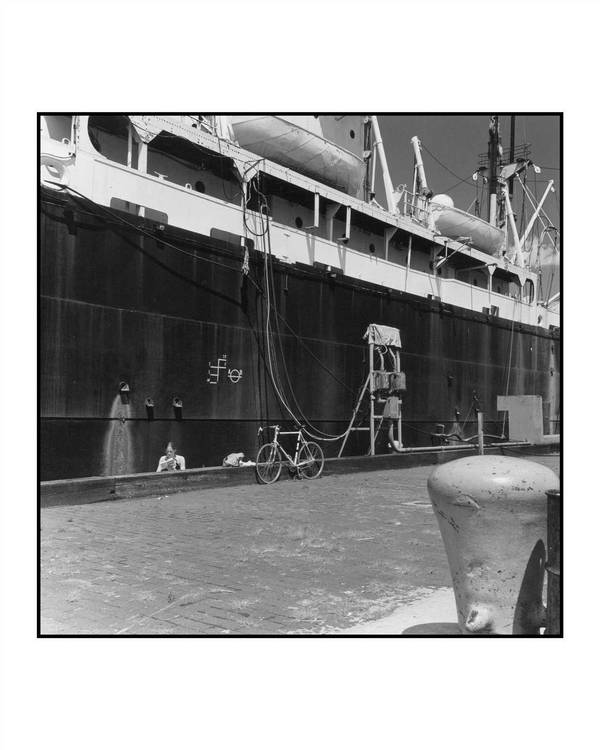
[40,454,559,635]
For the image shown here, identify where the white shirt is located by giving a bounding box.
[156,454,186,472]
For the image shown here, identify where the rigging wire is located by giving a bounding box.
[245,176,360,442]
[247,185,362,432]
[439,173,478,194]
[460,401,474,433]
[50,181,358,402]
[48,182,251,276]
[264,217,324,429]
[420,142,468,182]
[421,141,482,206]
[261,207,358,442]
[517,176,559,240]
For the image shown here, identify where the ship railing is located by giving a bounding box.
[394,185,430,225]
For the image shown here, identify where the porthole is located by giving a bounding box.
[194,180,206,193]
[295,216,303,229]
[349,129,356,139]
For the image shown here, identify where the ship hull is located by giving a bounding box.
[40,188,560,480]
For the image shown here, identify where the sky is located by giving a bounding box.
[377,114,561,232]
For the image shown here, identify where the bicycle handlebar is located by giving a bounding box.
[257,424,281,436]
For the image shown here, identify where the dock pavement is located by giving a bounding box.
[40,454,559,635]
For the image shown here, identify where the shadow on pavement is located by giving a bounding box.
[402,622,461,635]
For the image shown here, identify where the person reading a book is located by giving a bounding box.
[156,442,186,472]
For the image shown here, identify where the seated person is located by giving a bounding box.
[156,442,186,472]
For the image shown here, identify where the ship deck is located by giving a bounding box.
[40,453,559,635]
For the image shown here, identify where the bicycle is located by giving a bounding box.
[255,425,325,484]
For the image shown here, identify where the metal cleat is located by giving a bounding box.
[427,455,559,635]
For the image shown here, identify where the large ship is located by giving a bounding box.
[39,114,560,480]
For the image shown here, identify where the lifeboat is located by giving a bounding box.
[229,115,365,197]
[430,194,506,256]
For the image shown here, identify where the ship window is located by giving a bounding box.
[194,180,206,193]
[210,228,255,252]
[473,278,478,287]
[369,243,376,253]
[295,216,303,229]
[349,129,356,139]
[523,279,534,304]
[508,280,521,299]
[109,198,168,224]
[88,116,131,164]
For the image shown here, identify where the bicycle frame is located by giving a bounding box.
[258,425,309,470]
[255,424,324,484]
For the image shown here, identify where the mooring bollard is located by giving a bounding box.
[545,489,561,635]
[427,456,559,635]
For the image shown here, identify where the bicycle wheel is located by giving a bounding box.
[297,441,324,479]
[255,443,282,484]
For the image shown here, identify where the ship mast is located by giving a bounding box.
[487,115,500,226]
[508,115,516,201]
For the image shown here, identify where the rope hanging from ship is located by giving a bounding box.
[246,175,362,443]
[235,173,360,401]
[47,161,544,452]
[47,180,365,443]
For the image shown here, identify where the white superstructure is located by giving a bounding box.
[40,114,560,330]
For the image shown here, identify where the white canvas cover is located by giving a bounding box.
[430,203,506,256]
[229,116,365,197]
[363,324,401,348]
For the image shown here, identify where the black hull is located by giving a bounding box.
[40,189,561,480]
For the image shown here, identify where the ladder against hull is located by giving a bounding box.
[338,324,405,457]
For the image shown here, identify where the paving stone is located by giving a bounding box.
[41,456,559,635]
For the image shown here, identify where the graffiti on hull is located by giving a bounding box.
[207,354,243,385]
